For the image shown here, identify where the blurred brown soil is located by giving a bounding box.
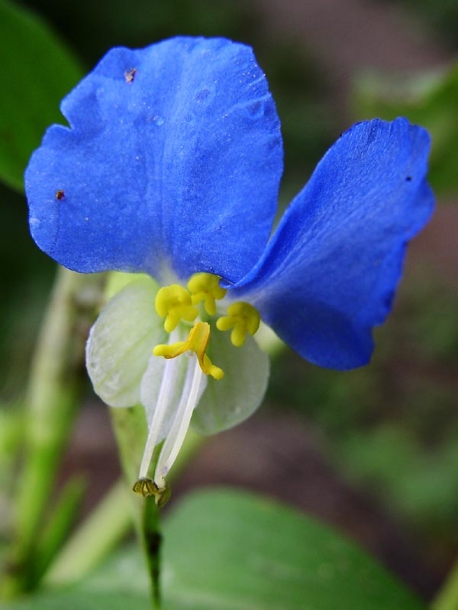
[62,0,458,602]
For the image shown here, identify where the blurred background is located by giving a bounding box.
[1,0,457,601]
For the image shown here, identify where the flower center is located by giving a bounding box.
[154,271,261,369]
[132,272,261,503]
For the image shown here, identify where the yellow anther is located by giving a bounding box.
[187,273,227,316]
[155,284,198,332]
[153,321,224,380]
[216,302,261,347]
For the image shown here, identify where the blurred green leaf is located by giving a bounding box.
[3,544,149,607]
[0,0,83,192]
[29,477,86,589]
[161,490,426,609]
[353,64,458,196]
[3,591,151,610]
[4,489,425,609]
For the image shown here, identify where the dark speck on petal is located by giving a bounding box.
[195,87,214,105]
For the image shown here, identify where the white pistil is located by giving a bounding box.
[138,330,181,479]
[154,354,205,488]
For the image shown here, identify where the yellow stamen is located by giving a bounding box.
[187,272,227,316]
[216,302,261,347]
[153,321,224,380]
[155,284,198,332]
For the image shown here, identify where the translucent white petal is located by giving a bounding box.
[191,332,269,435]
[86,277,165,407]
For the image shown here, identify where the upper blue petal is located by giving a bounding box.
[228,118,434,369]
[25,37,283,283]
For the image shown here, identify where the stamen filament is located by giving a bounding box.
[154,355,205,488]
[138,331,180,479]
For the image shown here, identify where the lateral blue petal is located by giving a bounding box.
[229,119,434,369]
[25,37,283,282]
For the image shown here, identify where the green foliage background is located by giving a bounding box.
[1,0,458,607]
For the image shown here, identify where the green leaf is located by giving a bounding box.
[86,277,164,408]
[0,0,83,191]
[353,64,458,197]
[3,591,151,610]
[161,490,426,610]
[191,332,270,435]
[4,490,426,610]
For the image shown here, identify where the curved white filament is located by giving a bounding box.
[138,330,181,479]
[154,355,206,487]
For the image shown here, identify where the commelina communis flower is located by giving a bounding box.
[25,37,434,504]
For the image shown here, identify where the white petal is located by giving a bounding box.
[86,277,165,407]
[191,332,270,435]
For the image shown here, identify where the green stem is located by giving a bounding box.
[110,405,162,608]
[11,266,102,589]
[46,421,204,598]
[432,558,458,610]
[43,479,132,587]
[30,476,86,588]
[110,405,205,609]
[142,497,162,610]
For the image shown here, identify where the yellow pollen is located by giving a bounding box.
[153,321,224,380]
[187,272,227,316]
[155,284,198,332]
[216,302,261,347]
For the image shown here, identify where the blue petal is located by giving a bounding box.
[229,119,434,369]
[25,37,283,283]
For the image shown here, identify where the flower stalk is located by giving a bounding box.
[8,266,102,593]
[110,404,163,608]
[111,402,206,608]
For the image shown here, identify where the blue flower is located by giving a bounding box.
[25,37,433,499]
